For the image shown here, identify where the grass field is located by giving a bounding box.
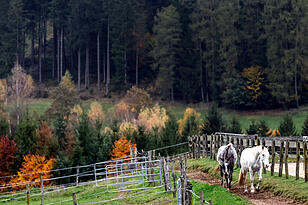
[24,98,308,133]
[186,158,308,204]
[3,172,248,205]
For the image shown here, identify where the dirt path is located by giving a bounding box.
[186,170,304,205]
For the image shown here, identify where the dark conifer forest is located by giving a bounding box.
[1,0,308,109]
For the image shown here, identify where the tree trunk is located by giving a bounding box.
[57,29,60,82]
[103,52,106,84]
[97,32,100,90]
[31,28,35,73]
[124,51,127,86]
[106,16,110,95]
[199,41,204,102]
[52,25,57,78]
[43,19,47,67]
[38,20,42,83]
[136,47,138,87]
[60,27,63,80]
[85,45,89,89]
[78,48,81,91]
[295,66,299,108]
[22,31,25,68]
[171,85,174,102]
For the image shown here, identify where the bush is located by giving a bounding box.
[202,103,225,134]
[123,86,152,113]
[302,115,308,136]
[0,118,9,136]
[88,101,104,127]
[278,114,297,136]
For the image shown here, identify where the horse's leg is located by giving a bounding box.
[243,170,248,193]
[249,168,255,193]
[220,165,224,187]
[256,168,262,191]
[229,169,233,189]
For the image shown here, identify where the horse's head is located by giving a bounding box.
[259,146,270,168]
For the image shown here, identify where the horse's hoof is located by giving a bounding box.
[251,190,255,193]
[227,188,230,191]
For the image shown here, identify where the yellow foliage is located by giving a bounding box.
[137,104,168,133]
[119,121,138,137]
[88,101,104,126]
[178,108,201,136]
[123,86,152,113]
[60,71,76,93]
[0,79,7,101]
[67,105,83,130]
[100,127,114,136]
[110,136,136,160]
[242,66,264,101]
[9,154,55,190]
[114,101,137,122]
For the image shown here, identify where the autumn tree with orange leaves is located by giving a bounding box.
[9,154,55,189]
[110,136,136,160]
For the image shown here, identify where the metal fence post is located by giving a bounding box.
[94,163,97,186]
[40,173,44,205]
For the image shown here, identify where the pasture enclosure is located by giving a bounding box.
[188,133,308,181]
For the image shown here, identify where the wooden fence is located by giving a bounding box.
[188,133,308,182]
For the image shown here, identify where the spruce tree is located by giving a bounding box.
[202,103,225,134]
[279,114,297,136]
[151,5,182,101]
[246,120,258,135]
[257,120,270,137]
[301,115,308,136]
[228,117,242,134]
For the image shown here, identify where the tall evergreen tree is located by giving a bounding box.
[151,5,182,101]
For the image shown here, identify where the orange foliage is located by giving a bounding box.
[114,101,137,122]
[137,104,168,132]
[36,121,54,156]
[110,136,136,160]
[9,154,55,189]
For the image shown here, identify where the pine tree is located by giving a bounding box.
[202,103,225,134]
[257,120,270,137]
[151,5,182,101]
[301,115,308,136]
[227,117,242,134]
[278,114,297,136]
[246,120,258,135]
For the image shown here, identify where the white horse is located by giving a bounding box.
[238,145,270,193]
[217,143,237,189]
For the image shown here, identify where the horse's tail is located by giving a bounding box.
[238,168,245,186]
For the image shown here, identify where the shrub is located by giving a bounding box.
[178,108,201,136]
[279,114,297,136]
[35,121,58,157]
[67,104,83,131]
[0,118,9,136]
[302,115,308,136]
[137,104,168,133]
[0,135,17,184]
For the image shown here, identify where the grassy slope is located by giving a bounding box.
[26,98,308,133]
[4,175,248,205]
[187,158,308,204]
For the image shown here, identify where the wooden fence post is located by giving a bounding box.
[279,141,284,177]
[172,160,177,198]
[72,193,77,205]
[162,157,168,192]
[210,135,213,160]
[205,135,208,158]
[246,138,249,148]
[76,166,79,186]
[26,183,30,205]
[304,142,308,182]
[40,173,44,205]
[213,135,217,160]
[200,191,204,205]
[296,141,300,180]
[271,140,275,176]
[285,141,289,179]
[236,138,240,168]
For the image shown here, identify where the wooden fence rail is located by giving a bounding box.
[188,133,308,182]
